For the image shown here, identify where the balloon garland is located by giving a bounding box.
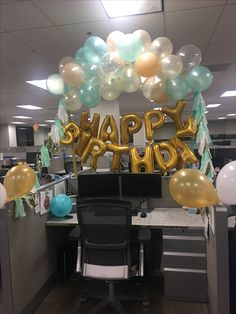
[46,31,213,110]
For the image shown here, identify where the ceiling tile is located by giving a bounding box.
[210,4,236,43]
[13,27,77,64]
[0,32,50,64]
[0,1,53,31]
[32,0,108,25]
[110,13,164,39]
[164,0,227,12]
[203,43,236,64]
[60,20,112,48]
[165,6,223,49]
[0,56,16,65]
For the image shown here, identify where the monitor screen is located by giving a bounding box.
[121,173,162,198]
[26,152,38,165]
[78,173,120,198]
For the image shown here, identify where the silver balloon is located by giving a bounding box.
[176,44,202,73]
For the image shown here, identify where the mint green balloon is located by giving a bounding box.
[118,33,142,63]
[166,76,190,100]
[74,48,89,67]
[82,63,98,83]
[79,83,101,108]
[186,66,213,92]
[83,36,108,64]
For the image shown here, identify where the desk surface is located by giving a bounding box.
[46,208,205,228]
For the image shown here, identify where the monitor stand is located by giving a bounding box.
[140,198,150,213]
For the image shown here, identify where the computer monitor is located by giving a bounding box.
[26,152,38,165]
[78,173,120,198]
[121,173,162,198]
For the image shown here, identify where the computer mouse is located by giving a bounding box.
[140,212,147,218]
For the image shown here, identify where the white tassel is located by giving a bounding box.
[49,124,60,145]
[58,103,69,124]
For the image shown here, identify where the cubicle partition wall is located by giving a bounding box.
[0,178,70,314]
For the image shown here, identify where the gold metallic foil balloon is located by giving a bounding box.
[162,101,186,130]
[99,115,119,145]
[170,137,198,164]
[80,137,106,169]
[144,110,165,142]
[80,111,100,137]
[130,146,154,173]
[121,114,142,145]
[176,116,197,138]
[169,169,219,208]
[153,142,178,172]
[61,122,81,145]
[107,143,129,172]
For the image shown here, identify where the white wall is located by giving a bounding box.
[34,128,50,146]
[0,125,10,148]
[8,125,17,147]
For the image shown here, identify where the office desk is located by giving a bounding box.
[46,207,204,228]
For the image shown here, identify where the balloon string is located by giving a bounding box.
[72,143,78,176]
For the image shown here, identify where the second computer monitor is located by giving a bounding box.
[121,173,162,198]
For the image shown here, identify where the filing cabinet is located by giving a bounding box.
[162,227,207,302]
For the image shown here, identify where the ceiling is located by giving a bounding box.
[0,0,236,128]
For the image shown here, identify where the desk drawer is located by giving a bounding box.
[163,235,205,252]
[164,267,207,301]
[163,251,206,269]
[162,227,204,237]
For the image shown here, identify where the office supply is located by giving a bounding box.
[77,173,120,198]
[76,198,147,313]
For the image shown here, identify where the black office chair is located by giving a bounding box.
[76,198,147,314]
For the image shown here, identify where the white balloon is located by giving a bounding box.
[0,183,7,208]
[216,161,236,205]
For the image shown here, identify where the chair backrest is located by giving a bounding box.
[77,198,132,280]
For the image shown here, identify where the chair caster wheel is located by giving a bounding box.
[142,300,150,307]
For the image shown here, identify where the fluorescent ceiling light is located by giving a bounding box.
[45,120,54,123]
[154,107,162,110]
[220,90,236,97]
[12,115,32,119]
[25,80,47,91]
[217,117,226,120]
[227,113,236,116]
[206,104,221,108]
[17,105,43,110]
[205,110,209,114]
[101,0,163,18]
[39,124,48,127]
[70,114,75,117]
[11,121,26,124]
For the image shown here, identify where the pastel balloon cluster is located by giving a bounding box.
[46,30,213,111]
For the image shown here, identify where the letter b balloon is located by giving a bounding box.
[216,161,236,205]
